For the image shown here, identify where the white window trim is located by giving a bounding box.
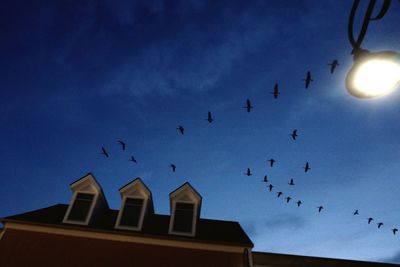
[115,196,147,231]
[63,191,98,226]
[168,200,198,237]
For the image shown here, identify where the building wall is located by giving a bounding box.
[0,228,245,267]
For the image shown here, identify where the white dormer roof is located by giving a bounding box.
[115,177,153,231]
[169,182,202,210]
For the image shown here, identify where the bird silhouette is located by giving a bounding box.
[317,206,324,213]
[285,197,292,203]
[245,168,252,176]
[377,222,384,229]
[277,192,283,198]
[268,184,274,192]
[367,218,374,224]
[262,175,268,183]
[303,162,310,172]
[296,200,302,207]
[290,129,298,140]
[244,99,253,112]
[117,140,126,150]
[170,164,176,172]
[303,71,313,89]
[270,83,280,99]
[288,179,295,186]
[177,126,185,135]
[101,147,109,158]
[130,156,138,164]
[353,210,359,215]
[328,59,339,74]
[392,228,398,235]
[268,158,276,167]
[206,111,213,123]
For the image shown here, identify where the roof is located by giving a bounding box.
[1,204,253,247]
[252,251,399,267]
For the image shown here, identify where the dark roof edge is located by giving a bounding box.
[2,219,253,248]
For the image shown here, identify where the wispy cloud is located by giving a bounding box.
[264,213,306,230]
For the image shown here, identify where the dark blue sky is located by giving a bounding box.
[1,0,400,263]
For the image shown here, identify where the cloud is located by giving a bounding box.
[264,214,306,230]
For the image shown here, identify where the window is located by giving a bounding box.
[119,198,144,228]
[172,202,194,233]
[67,193,94,222]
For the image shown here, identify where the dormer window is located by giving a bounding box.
[119,197,145,228]
[67,193,95,222]
[115,178,153,231]
[169,182,202,237]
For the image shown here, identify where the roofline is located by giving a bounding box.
[169,182,203,201]
[118,177,153,197]
[3,219,254,248]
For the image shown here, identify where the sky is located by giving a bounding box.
[1,0,400,264]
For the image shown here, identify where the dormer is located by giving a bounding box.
[63,173,108,225]
[115,178,154,231]
[168,182,202,237]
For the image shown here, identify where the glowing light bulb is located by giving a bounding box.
[346,51,400,98]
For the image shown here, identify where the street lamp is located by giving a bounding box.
[346,0,400,98]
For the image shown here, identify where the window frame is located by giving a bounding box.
[169,200,198,237]
[63,191,98,225]
[115,196,147,231]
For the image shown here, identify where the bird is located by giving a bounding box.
[353,210,359,215]
[101,147,109,158]
[117,140,126,150]
[262,175,268,183]
[244,99,253,112]
[328,59,339,74]
[288,179,295,186]
[285,197,292,203]
[270,83,280,99]
[392,228,398,235]
[268,158,276,167]
[377,222,384,229]
[277,192,283,198]
[129,156,138,164]
[245,168,252,176]
[367,218,374,224]
[268,184,274,192]
[303,71,313,89]
[317,206,324,213]
[290,129,298,140]
[303,162,310,172]
[296,200,302,207]
[206,111,213,123]
[170,164,176,172]
[177,126,184,135]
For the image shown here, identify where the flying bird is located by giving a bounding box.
[268,158,276,167]
[303,162,310,172]
[245,168,252,176]
[170,164,176,172]
[290,129,298,140]
[317,206,324,213]
[270,83,280,99]
[288,179,295,186]
[117,140,126,150]
[277,192,283,198]
[129,156,138,164]
[206,111,213,123]
[268,184,274,192]
[177,126,185,135]
[353,210,359,215]
[296,200,302,207]
[328,59,339,74]
[244,99,253,113]
[392,228,398,235]
[101,147,109,158]
[303,71,313,89]
[367,218,374,224]
[262,175,268,183]
[285,197,292,203]
[377,222,384,229]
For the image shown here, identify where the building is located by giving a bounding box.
[0,173,398,267]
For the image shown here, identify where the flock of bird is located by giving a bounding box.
[99,59,398,237]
